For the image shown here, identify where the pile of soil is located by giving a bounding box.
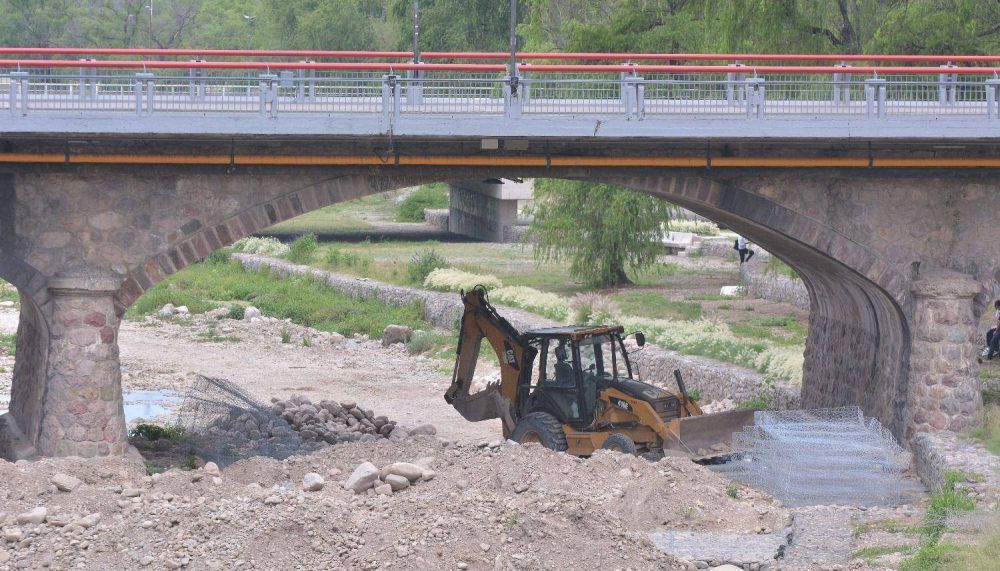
[0,436,788,570]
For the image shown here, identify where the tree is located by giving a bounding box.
[528,179,674,287]
[389,0,515,52]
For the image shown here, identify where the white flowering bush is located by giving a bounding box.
[423,268,503,292]
[231,237,289,257]
[490,286,570,321]
[569,292,619,324]
[755,346,805,385]
[668,219,721,236]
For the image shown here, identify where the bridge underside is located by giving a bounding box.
[0,136,995,458]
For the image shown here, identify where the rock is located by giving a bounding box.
[158,303,176,317]
[344,462,380,493]
[514,482,530,494]
[388,425,410,441]
[243,306,262,321]
[263,495,283,506]
[303,473,325,492]
[72,513,101,529]
[51,473,82,492]
[175,305,190,315]
[480,543,491,552]
[457,562,469,570]
[3,529,23,543]
[0,550,8,564]
[385,474,411,492]
[140,555,155,566]
[16,507,47,525]
[710,566,743,571]
[409,423,437,436]
[327,468,342,478]
[375,484,393,496]
[328,332,346,344]
[203,462,221,477]
[422,469,436,482]
[381,325,413,346]
[387,462,425,482]
[340,400,357,410]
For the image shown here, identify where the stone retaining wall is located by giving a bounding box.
[911,431,1000,505]
[738,255,810,310]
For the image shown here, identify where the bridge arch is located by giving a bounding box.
[112,167,914,439]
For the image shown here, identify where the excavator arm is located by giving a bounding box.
[444,287,533,435]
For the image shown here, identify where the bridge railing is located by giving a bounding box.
[2,60,1000,121]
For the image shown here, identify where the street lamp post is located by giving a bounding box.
[243,14,256,50]
[412,0,420,63]
[509,0,518,95]
[144,2,153,48]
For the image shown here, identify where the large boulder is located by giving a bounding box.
[344,462,379,494]
[243,306,262,321]
[386,462,425,483]
[302,473,325,492]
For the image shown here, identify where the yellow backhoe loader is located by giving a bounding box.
[444,286,755,458]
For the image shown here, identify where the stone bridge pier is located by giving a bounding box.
[0,165,997,459]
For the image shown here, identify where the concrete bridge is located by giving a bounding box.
[0,50,998,459]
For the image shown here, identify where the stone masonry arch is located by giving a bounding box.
[0,165,993,457]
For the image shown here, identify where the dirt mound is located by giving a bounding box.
[0,437,787,570]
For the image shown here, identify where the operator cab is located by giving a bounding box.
[517,326,645,431]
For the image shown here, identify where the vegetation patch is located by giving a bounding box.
[970,405,1000,455]
[129,259,431,339]
[407,249,448,284]
[490,286,570,321]
[396,184,449,222]
[612,291,702,321]
[424,268,503,292]
[284,233,319,264]
[668,219,721,236]
[231,237,288,257]
[0,333,17,356]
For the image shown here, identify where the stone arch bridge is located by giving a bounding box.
[0,137,996,459]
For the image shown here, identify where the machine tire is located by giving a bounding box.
[511,412,568,452]
[601,433,638,455]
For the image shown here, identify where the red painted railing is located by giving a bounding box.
[1,47,1000,65]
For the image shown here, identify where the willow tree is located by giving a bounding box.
[528,179,674,287]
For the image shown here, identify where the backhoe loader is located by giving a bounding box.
[444,286,755,458]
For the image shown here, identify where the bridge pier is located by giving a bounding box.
[6,271,128,458]
[908,273,983,434]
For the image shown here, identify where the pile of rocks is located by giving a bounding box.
[270,394,436,446]
[342,458,436,495]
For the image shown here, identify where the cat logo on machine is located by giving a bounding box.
[503,341,519,370]
[609,397,632,412]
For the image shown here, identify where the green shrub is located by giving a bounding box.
[0,333,15,356]
[396,184,449,222]
[285,233,318,264]
[407,249,448,284]
[205,249,232,265]
[324,248,371,270]
[280,328,292,343]
[129,423,185,441]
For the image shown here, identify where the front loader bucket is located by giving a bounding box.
[450,382,508,423]
[666,409,757,456]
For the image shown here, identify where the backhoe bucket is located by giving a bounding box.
[666,409,757,456]
[450,383,508,423]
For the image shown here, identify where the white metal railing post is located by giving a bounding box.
[745,77,764,119]
[833,62,851,104]
[938,63,956,105]
[382,75,400,121]
[78,59,96,100]
[865,78,887,118]
[504,76,522,118]
[189,60,207,100]
[635,76,645,120]
[295,62,314,103]
[726,63,745,106]
[259,73,278,117]
[135,72,154,115]
[521,69,530,105]
[987,79,1000,119]
[622,75,645,120]
[406,62,423,105]
[9,71,29,116]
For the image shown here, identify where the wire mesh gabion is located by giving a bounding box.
[713,407,912,507]
[175,376,317,467]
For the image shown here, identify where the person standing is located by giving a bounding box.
[735,235,755,264]
[983,300,1000,362]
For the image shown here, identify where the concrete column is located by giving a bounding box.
[36,272,127,457]
[908,273,983,436]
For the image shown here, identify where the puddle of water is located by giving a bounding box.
[0,389,182,423]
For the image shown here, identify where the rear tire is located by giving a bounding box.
[601,433,637,455]
[510,412,568,452]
